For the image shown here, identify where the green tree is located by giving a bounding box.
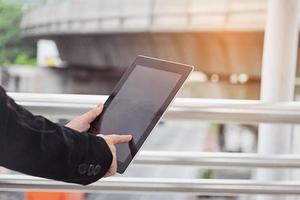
[0,1,36,66]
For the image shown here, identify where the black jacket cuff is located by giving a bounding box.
[71,133,113,185]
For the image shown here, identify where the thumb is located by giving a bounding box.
[110,135,132,144]
[80,105,103,124]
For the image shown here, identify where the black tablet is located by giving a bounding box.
[89,55,193,173]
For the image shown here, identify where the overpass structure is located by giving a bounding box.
[21,0,272,78]
[11,2,300,200]
[22,0,267,35]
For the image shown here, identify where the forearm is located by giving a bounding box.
[0,87,112,185]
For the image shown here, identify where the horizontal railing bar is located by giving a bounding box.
[1,175,300,195]
[8,92,300,123]
[134,151,300,168]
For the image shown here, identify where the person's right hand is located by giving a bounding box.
[99,134,132,177]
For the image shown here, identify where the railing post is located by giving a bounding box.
[256,0,299,200]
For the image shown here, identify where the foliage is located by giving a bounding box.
[0,1,36,66]
[14,52,36,65]
[201,169,213,179]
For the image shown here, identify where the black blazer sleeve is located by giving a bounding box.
[0,86,113,185]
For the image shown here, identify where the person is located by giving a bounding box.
[0,86,132,185]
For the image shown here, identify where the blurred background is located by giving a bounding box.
[0,0,300,200]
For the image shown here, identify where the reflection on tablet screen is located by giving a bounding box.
[99,65,181,162]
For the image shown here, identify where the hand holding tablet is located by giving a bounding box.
[89,55,193,173]
[99,134,132,177]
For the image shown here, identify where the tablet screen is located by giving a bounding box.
[99,65,181,163]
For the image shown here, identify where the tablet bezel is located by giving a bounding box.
[89,55,193,173]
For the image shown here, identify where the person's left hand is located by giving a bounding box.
[66,104,103,132]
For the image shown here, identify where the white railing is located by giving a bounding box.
[136,151,300,168]
[8,92,300,123]
[2,175,300,195]
[3,93,300,195]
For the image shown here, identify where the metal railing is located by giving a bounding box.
[3,175,300,195]
[8,92,300,123]
[136,151,300,168]
[3,92,300,195]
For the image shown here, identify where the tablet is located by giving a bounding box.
[89,55,193,173]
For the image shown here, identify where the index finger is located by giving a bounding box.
[109,134,132,144]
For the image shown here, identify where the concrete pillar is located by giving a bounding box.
[256,0,299,200]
